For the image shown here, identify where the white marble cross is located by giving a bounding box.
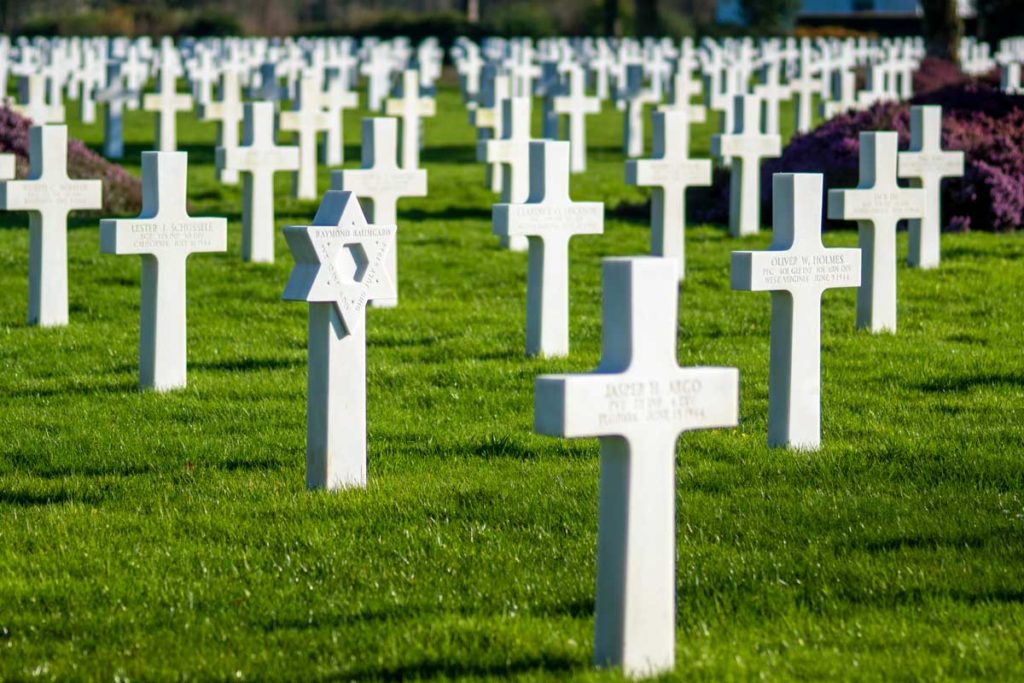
[626,110,711,280]
[188,48,218,106]
[897,105,963,270]
[659,58,706,125]
[711,95,781,237]
[142,44,193,152]
[623,89,660,159]
[534,256,739,678]
[754,61,787,136]
[732,173,860,449]
[282,190,396,490]
[493,140,604,358]
[332,117,426,309]
[479,96,533,252]
[0,125,102,327]
[100,152,227,391]
[789,61,820,134]
[553,64,600,173]
[828,131,925,333]
[281,76,332,200]
[218,102,300,264]
[319,67,359,167]
[11,74,64,124]
[200,71,244,184]
[95,62,135,159]
[362,47,393,112]
[384,69,436,170]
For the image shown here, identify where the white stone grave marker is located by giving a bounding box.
[282,190,396,490]
[711,95,781,237]
[218,102,300,264]
[281,76,332,200]
[319,67,359,167]
[479,96,533,252]
[535,256,739,678]
[0,125,102,327]
[553,64,600,173]
[142,43,193,152]
[828,132,925,333]
[11,74,64,124]
[385,69,436,171]
[732,173,860,449]
[493,141,604,358]
[332,117,426,309]
[626,110,712,280]
[897,105,963,269]
[200,71,244,185]
[100,152,227,391]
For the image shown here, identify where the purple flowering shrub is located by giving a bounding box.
[913,57,971,96]
[0,106,141,216]
[696,82,1024,232]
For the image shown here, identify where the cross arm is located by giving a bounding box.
[492,201,604,238]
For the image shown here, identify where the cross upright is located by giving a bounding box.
[361,47,393,112]
[0,125,102,327]
[283,190,396,490]
[754,60,787,135]
[200,70,244,184]
[897,105,964,270]
[479,96,533,253]
[12,74,64,124]
[142,42,193,152]
[660,57,706,124]
[828,131,925,333]
[732,173,860,449]
[95,62,135,159]
[626,110,712,280]
[534,256,739,678]
[100,152,227,391]
[384,69,437,170]
[711,94,781,237]
[493,140,604,358]
[788,60,821,134]
[623,65,660,159]
[218,102,300,264]
[281,76,332,200]
[473,68,512,192]
[552,64,600,172]
[319,67,359,167]
[332,117,427,309]
[187,48,219,106]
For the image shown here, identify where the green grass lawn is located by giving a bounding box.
[1,76,1023,681]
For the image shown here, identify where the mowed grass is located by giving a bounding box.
[1,72,1023,681]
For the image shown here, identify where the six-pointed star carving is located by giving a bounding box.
[283,191,396,336]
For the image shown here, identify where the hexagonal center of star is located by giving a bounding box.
[330,242,369,284]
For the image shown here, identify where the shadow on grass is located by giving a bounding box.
[341,654,580,681]
[916,372,1024,393]
[402,206,493,223]
[0,487,101,507]
[421,144,478,165]
[3,379,139,399]
[191,356,302,374]
[221,456,287,473]
[860,532,993,553]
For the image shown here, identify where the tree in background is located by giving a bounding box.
[738,0,800,34]
[976,0,1024,45]
[921,0,962,65]
[635,0,659,36]
[604,0,620,36]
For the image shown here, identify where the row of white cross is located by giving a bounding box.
[0,31,986,682]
